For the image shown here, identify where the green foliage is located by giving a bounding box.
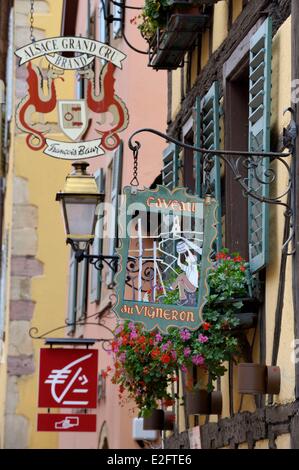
[208,249,249,301]
[138,0,173,41]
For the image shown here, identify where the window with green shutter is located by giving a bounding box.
[248,18,272,273]
[67,251,78,334]
[76,256,89,320]
[194,82,221,251]
[106,141,123,287]
[162,143,179,190]
[90,168,105,303]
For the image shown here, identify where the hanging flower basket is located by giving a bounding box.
[143,409,165,430]
[149,8,209,70]
[135,1,210,70]
[108,250,254,416]
[213,297,260,330]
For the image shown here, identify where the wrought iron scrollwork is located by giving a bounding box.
[29,311,115,351]
[128,127,294,254]
[125,257,155,300]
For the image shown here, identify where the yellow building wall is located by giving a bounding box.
[266,17,294,403]
[14,136,70,448]
[232,0,243,22]
[201,30,210,70]
[0,121,15,449]
[173,7,294,447]
[216,15,294,423]
[212,1,228,52]
[171,69,182,120]
[6,0,73,448]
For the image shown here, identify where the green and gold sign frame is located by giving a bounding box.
[113,186,218,332]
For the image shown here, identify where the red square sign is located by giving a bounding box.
[37,413,97,432]
[38,348,98,409]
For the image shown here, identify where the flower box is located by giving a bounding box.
[149,12,209,70]
[214,297,260,330]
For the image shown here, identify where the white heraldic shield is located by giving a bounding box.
[58,100,88,141]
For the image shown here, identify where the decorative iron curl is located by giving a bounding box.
[29,309,115,349]
[128,127,294,254]
[125,258,155,293]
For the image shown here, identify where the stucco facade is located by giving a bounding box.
[1,0,73,448]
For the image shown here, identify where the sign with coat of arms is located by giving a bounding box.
[113,186,218,332]
[15,37,129,159]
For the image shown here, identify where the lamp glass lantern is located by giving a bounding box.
[56,162,104,251]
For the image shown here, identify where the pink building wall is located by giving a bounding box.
[59,0,167,449]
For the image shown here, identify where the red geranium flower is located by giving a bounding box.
[202,322,211,331]
[161,354,171,364]
[234,255,243,262]
[216,252,227,260]
[151,348,160,359]
[163,398,174,407]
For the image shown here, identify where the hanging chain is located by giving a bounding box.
[30,0,36,43]
[130,142,140,187]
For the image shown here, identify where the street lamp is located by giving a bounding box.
[56,161,103,253]
[56,161,119,272]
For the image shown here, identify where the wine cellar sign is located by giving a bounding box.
[15,37,129,159]
[113,186,218,332]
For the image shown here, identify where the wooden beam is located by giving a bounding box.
[61,0,79,37]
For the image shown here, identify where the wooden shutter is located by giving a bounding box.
[67,251,78,333]
[248,18,272,273]
[112,0,123,38]
[90,168,105,302]
[77,256,89,319]
[98,0,108,44]
[107,141,123,286]
[199,82,221,251]
[194,96,202,197]
[162,143,179,190]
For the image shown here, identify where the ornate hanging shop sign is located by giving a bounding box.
[15,37,129,159]
[113,186,218,332]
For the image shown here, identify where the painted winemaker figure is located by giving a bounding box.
[172,241,200,305]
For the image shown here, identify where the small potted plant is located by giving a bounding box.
[208,249,259,330]
[134,0,209,69]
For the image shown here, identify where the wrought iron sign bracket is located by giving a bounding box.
[75,251,119,274]
[29,311,116,351]
[128,127,295,254]
[44,338,96,347]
